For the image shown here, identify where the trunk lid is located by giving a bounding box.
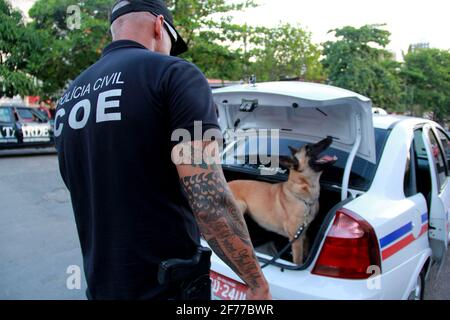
[213,81,376,163]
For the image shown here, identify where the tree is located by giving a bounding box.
[402,48,450,123]
[27,0,259,97]
[322,25,403,111]
[28,0,113,99]
[0,0,41,97]
[165,0,257,81]
[248,23,325,82]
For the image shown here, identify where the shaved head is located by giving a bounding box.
[110,11,172,55]
[111,11,154,39]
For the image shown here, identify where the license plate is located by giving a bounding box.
[210,270,248,300]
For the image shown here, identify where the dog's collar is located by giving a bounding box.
[298,198,318,209]
[284,184,319,208]
[293,223,307,240]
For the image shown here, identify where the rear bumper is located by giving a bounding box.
[211,260,383,300]
[207,242,431,300]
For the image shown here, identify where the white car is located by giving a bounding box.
[205,81,450,300]
[372,107,388,115]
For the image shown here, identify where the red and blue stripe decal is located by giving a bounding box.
[380,213,428,260]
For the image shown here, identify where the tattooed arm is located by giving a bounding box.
[174,140,271,300]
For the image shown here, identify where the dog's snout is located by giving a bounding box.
[319,136,333,146]
[310,137,333,155]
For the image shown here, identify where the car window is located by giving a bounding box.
[35,109,49,120]
[0,107,12,123]
[436,128,450,171]
[16,107,45,123]
[16,108,35,122]
[404,146,416,198]
[223,128,390,191]
[30,109,47,122]
[413,129,432,202]
[427,128,447,190]
[413,130,428,159]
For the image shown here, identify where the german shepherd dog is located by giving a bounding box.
[229,137,337,265]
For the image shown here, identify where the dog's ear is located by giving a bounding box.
[279,156,294,169]
[288,146,298,156]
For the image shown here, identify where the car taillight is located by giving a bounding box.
[312,208,381,279]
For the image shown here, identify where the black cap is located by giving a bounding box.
[110,0,188,56]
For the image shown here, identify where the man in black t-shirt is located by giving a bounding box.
[55,0,270,300]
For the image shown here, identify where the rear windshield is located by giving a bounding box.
[222,128,390,191]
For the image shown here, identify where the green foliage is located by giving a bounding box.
[6,0,446,118]
[402,48,450,122]
[28,0,113,99]
[0,0,40,97]
[24,0,324,90]
[322,25,403,110]
[166,0,258,80]
[165,1,324,82]
[248,24,325,82]
[26,0,258,94]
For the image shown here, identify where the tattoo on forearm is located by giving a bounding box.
[190,144,221,171]
[180,169,263,289]
[181,172,252,245]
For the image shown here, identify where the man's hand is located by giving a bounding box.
[174,140,271,300]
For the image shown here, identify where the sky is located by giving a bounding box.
[10,0,450,60]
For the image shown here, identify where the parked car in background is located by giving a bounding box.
[0,104,54,150]
[206,81,450,300]
[372,107,388,115]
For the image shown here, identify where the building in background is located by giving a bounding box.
[410,42,430,52]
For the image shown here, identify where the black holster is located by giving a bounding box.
[158,247,212,300]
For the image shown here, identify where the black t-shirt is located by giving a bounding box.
[55,40,220,300]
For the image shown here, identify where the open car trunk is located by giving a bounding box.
[223,167,348,268]
[211,81,377,271]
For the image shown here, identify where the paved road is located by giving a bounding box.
[0,149,85,299]
[0,150,448,300]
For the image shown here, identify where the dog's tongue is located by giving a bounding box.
[317,155,338,163]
